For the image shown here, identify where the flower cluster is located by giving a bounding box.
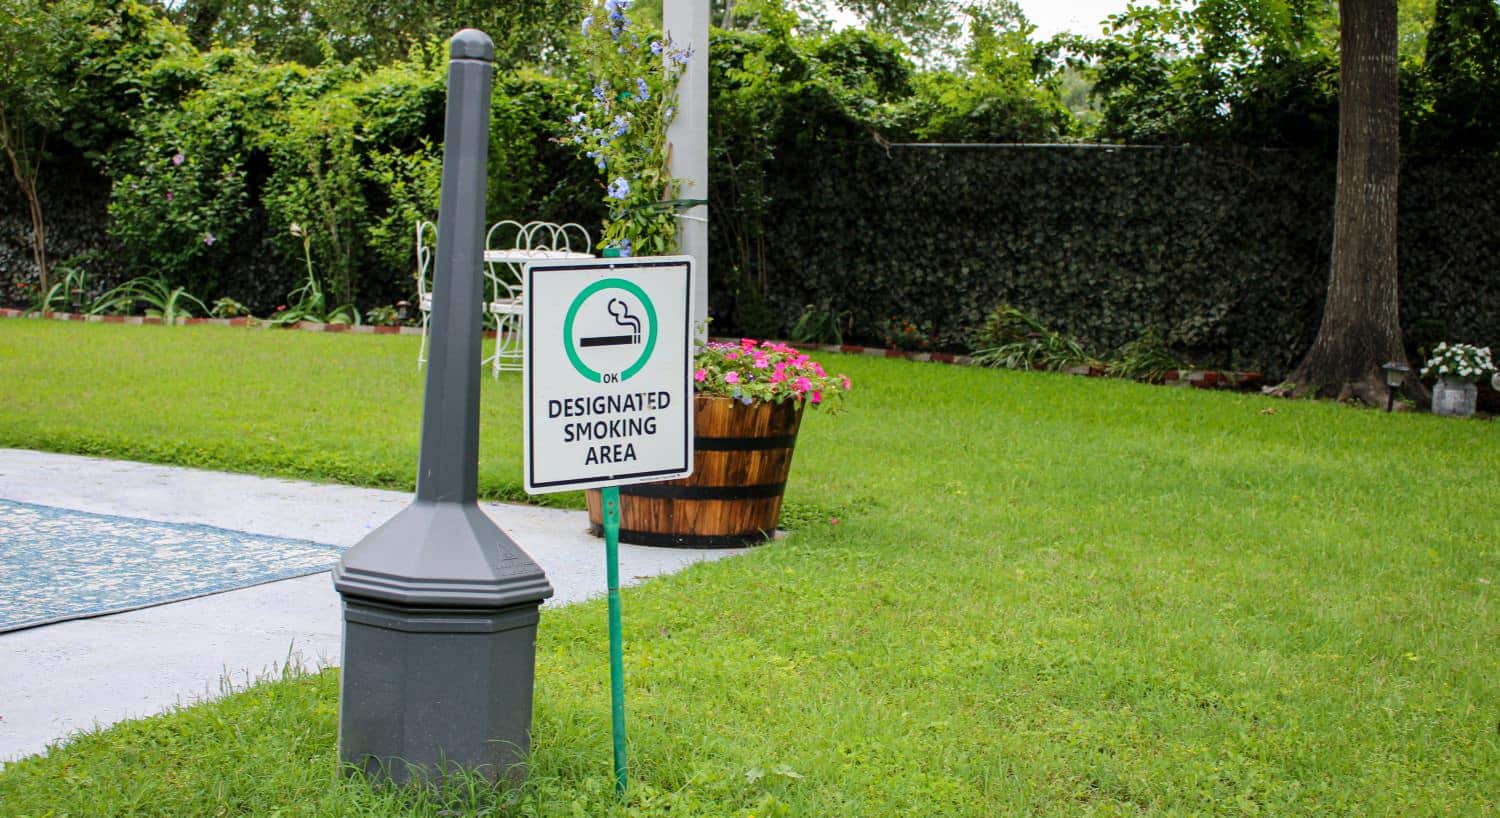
[694,339,852,412]
[565,0,692,256]
[108,145,238,285]
[1421,342,1496,382]
[883,317,931,351]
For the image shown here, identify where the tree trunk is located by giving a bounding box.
[1,115,49,301]
[24,181,47,301]
[1286,0,1404,404]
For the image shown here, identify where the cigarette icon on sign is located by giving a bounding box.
[580,298,642,347]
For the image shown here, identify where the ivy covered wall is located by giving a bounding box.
[716,143,1500,377]
[7,141,1499,380]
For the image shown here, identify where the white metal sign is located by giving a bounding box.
[523,256,694,494]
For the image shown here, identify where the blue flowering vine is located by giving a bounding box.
[565,0,694,257]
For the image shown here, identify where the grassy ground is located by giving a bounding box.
[0,320,1496,816]
[0,320,561,505]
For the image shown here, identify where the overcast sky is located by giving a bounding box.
[1014,0,1134,38]
[823,1,1138,40]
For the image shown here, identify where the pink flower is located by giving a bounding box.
[753,354,769,369]
[694,368,707,382]
[841,375,852,390]
[740,338,757,350]
[811,390,822,404]
[172,152,185,165]
[795,376,811,393]
[203,232,215,246]
[813,363,825,377]
[725,371,740,384]
[164,191,174,201]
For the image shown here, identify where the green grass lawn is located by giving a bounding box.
[1,320,1497,816]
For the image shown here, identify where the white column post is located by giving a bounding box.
[664,0,710,331]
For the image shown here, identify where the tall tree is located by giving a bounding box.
[1418,0,1500,153]
[832,0,1028,67]
[160,0,581,66]
[0,0,81,301]
[1285,0,1405,401]
[1086,0,1339,149]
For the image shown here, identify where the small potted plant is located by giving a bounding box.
[210,297,250,321]
[1422,342,1495,417]
[587,338,852,546]
[365,304,405,333]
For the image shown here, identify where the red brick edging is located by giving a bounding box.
[0,308,505,337]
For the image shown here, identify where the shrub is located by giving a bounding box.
[96,276,209,321]
[1107,327,1187,382]
[1421,342,1495,382]
[106,49,301,296]
[362,143,442,292]
[882,317,932,352]
[210,296,249,318]
[788,299,847,346]
[970,304,1096,371]
[261,86,368,307]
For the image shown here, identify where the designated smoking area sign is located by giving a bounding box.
[523,256,695,493]
[523,255,695,796]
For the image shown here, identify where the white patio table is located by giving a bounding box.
[483,247,595,376]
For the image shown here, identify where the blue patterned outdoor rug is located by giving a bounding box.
[0,499,344,633]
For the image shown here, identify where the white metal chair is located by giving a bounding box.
[483,220,593,376]
[414,219,437,369]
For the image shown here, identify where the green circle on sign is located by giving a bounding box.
[563,278,658,383]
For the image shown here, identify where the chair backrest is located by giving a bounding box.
[484,220,527,302]
[485,219,526,254]
[415,220,437,301]
[521,221,554,250]
[484,220,596,303]
[557,222,593,253]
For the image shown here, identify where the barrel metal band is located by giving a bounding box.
[619,482,787,500]
[693,435,797,452]
[590,525,775,548]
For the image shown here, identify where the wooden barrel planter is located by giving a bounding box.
[586,394,804,547]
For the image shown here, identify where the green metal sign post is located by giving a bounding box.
[601,485,628,796]
[521,255,694,800]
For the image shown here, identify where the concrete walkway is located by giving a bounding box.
[0,448,741,762]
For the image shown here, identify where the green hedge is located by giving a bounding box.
[725,143,1500,377]
[10,142,1499,380]
[0,68,601,317]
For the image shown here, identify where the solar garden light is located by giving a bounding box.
[396,300,410,323]
[1382,361,1410,412]
[332,30,554,786]
[70,287,83,314]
